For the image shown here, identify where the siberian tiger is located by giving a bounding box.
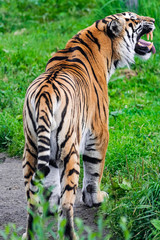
[22,12,155,240]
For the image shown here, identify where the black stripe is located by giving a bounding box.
[56,91,69,159]
[110,37,114,65]
[63,144,78,166]
[24,172,33,179]
[85,147,96,152]
[49,160,58,168]
[68,169,79,177]
[93,84,101,117]
[26,99,37,133]
[74,36,94,58]
[30,188,38,195]
[86,30,100,51]
[85,143,96,148]
[36,92,53,121]
[39,116,50,128]
[54,80,72,99]
[38,135,50,144]
[125,28,131,39]
[91,172,100,177]
[103,103,107,119]
[26,147,37,159]
[106,16,114,20]
[46,56,68,66]
[129,22,134,31]
[106,58,110,73]
[59,77,75,92]
[63,184,76,195]
[112,14,118,20]
[123,37,131,52]
[38,139,50,145]
[37,125,49,134]
[51,82,61,102]
[31,72,52,97]
[38,155,50,162]
[27,73,47,93]
[43,91,53,108]
[38,146,50,153]
[27,190,30,200]
[26,124,32,136]
[41,110,51,125]
[35,84,49,101]
[95,20,100,29]
[135,25,141,33]
[102,19,108,24]
[30,178,36,186]
[60,127,74,149]
[37,165,50,177]
[27,135,37,152]
[24,181,28,186]
[114,60,119,68]
[67,58,90,77]
[60,144,78,182]
[83,155,102,164]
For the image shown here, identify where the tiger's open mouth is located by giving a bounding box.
[135,30,156,55]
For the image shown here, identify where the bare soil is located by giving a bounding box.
[0,153,109,239]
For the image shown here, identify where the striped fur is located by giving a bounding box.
[22,12,155,239]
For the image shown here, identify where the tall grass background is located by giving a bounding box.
[0,0,159,239]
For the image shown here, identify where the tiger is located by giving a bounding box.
[22,12,155,240]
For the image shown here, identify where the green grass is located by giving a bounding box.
[0,0,160,239]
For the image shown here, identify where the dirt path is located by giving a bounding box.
[0,153,109,239]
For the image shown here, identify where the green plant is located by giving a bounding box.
[120,216,132,240]
[99,161,160,240]
[0,182,111,240]
[0,224,22,240]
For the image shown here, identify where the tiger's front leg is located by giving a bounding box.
[82,131,109,207]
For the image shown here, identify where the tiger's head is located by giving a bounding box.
[94,12,155,71]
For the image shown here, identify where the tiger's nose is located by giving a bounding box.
[147,17,155,24]
[142,16,155,24]
[150,18,155,24]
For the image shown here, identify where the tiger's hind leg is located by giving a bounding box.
[82,131,109,207]
[23,145,61,240]
[59,142,80,240]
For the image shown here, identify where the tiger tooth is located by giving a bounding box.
[138,42,143,46]
[146,33,149,40]
[148,42,153,50]
[150,31,153,40]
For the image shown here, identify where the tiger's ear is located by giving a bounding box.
[107,19,124,38]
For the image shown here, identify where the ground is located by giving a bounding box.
[0,152,109,239]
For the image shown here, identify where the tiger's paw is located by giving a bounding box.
[82,185,108,207]
[97,191,109,203]
[22,232,27,240]
[69,231,79,240]
[60,232,78,240]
